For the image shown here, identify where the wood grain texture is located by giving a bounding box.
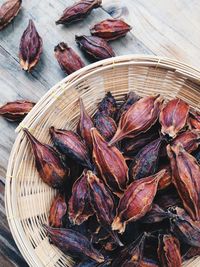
[0,0,200,266]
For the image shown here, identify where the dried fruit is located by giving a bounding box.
[141,204,168,224]
[75,35,115,60]
[77,98,94,150]
[56,0,102,25]
[167,144,200,220]
[49,127,92,169]
[97,92,117,118]
[112,170,165,233]
[157,167,172,191]
[90,19,132,41]
[0,0,22,30]
[91,127,128,195]
[24,129,69,189]
[183,246,200,261]
[159,98,189,137]
[189,111,200,130]
[139,258,159,267]
[94,113,117,141]
[172,130,200,153]
[68,170,94,225]
[109,95,163,146]
[19,19,43,72]
[44,225,105,263]
[0,100,35,122]
[49,193,67,228]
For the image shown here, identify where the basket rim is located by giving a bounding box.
[5,54,200,267]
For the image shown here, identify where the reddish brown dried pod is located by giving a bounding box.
[68,170,94,225]
[109,95,163,146]
[112,170,165,233]
[172,130,200,153]
[75,35,115,60]
[54,42,85,75]
[49,193,67,228]
[159,98,189,138]
[167,144,200,221]
[56,0,102,25]
[189,111,200,130]
[0,100,35,122]
[0,0,22,30]
[97,91,117,118]
[90,19,132,41]
[24,129,69,189]
[19,19,43,72]
[94,113,117,141]
[157,167,172,191]
[183,246,200,261]
[91,127,128,195]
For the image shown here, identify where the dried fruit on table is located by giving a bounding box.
[141,204,168,224]
[49,126,92,169]
[90,19,132,41]
[112,170,165,233]
[167,144,200,221]
[68,170,94,225]
[44,225,105,263]
[109,95,163,146]
[24,129,69,189]
[91,127,128,195]
[0,100,35,122]
[159,98,189,138]
[56,0,102,25]
[157,234,182,267]
[189,111,200,130]
[54,42,85,75]
[75,35,115,60]
[19,19,43,72]
[77,98,94,151]
[49,193,67,228]
[0,0,22,30]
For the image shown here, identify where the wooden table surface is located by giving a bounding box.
[1,0,200,266]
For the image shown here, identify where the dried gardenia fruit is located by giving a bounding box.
[77,98,94,151]
[112,170,165,233]
[159,98,189,137]
[68,170,94,225]
[49,126,92,169]
[19,19,43,72]
[91,127,128,195]
[56,0,102,25]
[97,91,117,118]
[157,234,182,267]
[109,95,163,146]
[54,42,85,75]
[157,166,172,191]
[24,129,69,189]
[189,111,200,130]
[0,0,22,30]
[49,193,67,228]
[167,144,200,220]
[90,19,132,41]
[0,100,35,122]
[75,35,115,60]
[44,225,105,263]
[94,113,117,141]
[141,204,168,224]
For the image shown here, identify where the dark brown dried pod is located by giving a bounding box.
[97,92,117,118]
[154,189,182,210]
[77,98,94,150]
[141,204,168,224]
[19,19,43,72]
[75,35,115,60]
[189,111,200,130]
[24,129,69,189]
[94,113,117,141]
[0,100,35,122]
[172,130,200,153]
[68,170,94,225]
[49,193,67,228]
[109,95,163,146]
[91,127,128,195]
[54,42,85,75]
[0,0,22,30]
[56,0,102,25]
[90,19,132,41]
[157,234,182,267]
[44,225,105,263]
[49,127,92,169]
[182,246,200,261]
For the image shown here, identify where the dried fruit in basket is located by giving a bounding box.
[24,129,69,189]
[49,193,67,228]
[49,126,93,169]
[54,42,85,75]
[0,100,35,122]
[19,19,43,72]
[75,35,115,60]
[90,19,132,41]
[0,0,22,30]
[97,92,117,119]
[56,0,102,25]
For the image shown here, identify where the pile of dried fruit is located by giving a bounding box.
[22,91,200,266]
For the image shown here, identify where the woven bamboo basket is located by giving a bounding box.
[5,55,200,267]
